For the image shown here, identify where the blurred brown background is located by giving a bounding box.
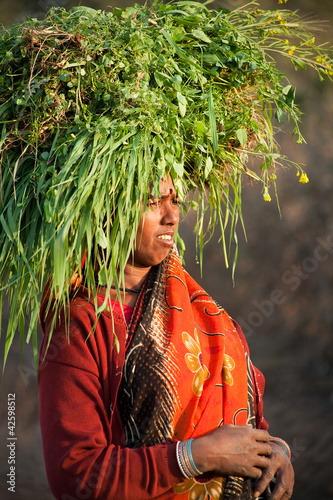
[0,0,332,499]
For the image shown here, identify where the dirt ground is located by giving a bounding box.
[0,0,332,499]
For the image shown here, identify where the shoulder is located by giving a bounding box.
[39,287,126,373]
[231,319,251,356]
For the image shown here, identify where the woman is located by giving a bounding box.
[38,176,294,500]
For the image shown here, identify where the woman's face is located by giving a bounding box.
[132,176,180,268]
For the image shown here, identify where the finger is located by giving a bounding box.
[270,468,294,500]
[253,429,270,442]
[255,456,271,470]
[257,443,272,456]
[247,466,265,480]
[269,477,294,500]
[254,468,275,498]
[268,449,294,500]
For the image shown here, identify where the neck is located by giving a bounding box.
[122,262,151,290]
[96,263,151,307]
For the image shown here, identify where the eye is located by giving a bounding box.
[147,198,158,208]
[172,197,181,205]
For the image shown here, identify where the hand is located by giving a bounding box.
[191,425,272,479]
[254,442,294,500]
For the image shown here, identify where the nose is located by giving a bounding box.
[162,202,179,226]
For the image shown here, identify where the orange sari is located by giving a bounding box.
[117,247,256,499]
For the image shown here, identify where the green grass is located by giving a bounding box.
[0,0,332,367]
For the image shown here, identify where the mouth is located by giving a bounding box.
[156,233,174,245]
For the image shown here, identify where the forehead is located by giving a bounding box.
[149,175,175,197]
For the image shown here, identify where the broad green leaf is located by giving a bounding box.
[194,121,207,135]
[236,128,247,146]
[292,59,307,70]
[192,29,212,44]
[0,100,11,117]
[177,92,187,117]
[97,227,108,249]
[173,162,184,177]
[205,156,213,178]
[154,71,170,87]
[275,108,285,123]
[172,74,182,85]
[202,53,220,64]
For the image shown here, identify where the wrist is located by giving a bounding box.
[190,436,211,474]
[269,436,291,460]
[176,439,204,479]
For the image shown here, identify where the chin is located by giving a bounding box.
[134,251,169,268]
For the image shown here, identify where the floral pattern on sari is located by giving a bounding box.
[222,354,235,386]
[174,474,225,500]
[182,329,210,396]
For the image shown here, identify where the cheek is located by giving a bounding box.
[174,206,180,223]
[135,213,155,248]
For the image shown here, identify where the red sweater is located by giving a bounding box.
[38,289,267,500]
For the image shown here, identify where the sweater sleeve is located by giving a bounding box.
[38,302,184,500]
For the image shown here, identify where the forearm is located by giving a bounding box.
[38,359,184,500]
[41,438,182,500]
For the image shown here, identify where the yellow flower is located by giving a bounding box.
[174,475,224,499]
[299,173,309,184]
[263,186,271,202]
[222,354,235,386]
[288,45,296,55]
[183,329,210,396]
[316,56,328,64]
[284,39,289,45]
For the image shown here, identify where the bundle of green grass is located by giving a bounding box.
[0,0,332,362]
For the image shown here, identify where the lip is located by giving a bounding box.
[156,233,174,246]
